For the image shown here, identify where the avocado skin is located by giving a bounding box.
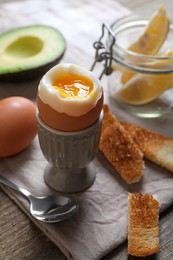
[0,51,65,82]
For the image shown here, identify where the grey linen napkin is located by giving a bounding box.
[1,116,173,260]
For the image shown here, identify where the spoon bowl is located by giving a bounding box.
[29,194,78,222]
[0,176,79,223]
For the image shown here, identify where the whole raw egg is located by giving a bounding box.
[0,96,37,157]
[37,63,103,132]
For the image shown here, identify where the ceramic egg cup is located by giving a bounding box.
[36,111,103,193]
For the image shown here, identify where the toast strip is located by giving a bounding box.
[99,105,144,184]
[122,121,173,173]
[128,193,160,257]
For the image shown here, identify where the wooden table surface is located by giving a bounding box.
[1,0,173,260]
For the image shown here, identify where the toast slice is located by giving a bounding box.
[122,121,173,173]
[128,193,160,257]
[99,105,144,184]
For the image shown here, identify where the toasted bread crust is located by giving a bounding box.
[101,104,117,133]
[128,193,160,257]
[99,105,144,184]
[122,122,173,173]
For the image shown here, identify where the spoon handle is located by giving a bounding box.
[0,175,31,198]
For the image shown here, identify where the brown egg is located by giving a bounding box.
[37,64,104,132]
[0,96,37,157]
[37,93,103,131]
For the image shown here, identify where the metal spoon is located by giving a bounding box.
[0,176,79,223]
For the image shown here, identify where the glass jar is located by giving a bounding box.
[107,15,173,118]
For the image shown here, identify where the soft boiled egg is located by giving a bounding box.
[37,63,103,132]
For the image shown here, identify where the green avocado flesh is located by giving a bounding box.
[0,25,66,81]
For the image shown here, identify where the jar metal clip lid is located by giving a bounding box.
[90,23,116,80]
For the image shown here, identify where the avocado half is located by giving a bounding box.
[0,25,66,81]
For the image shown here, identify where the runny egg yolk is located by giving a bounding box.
[52,73,94,99]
